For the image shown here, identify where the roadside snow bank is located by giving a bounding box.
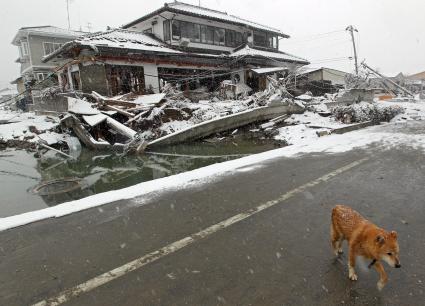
[2,121,425,231]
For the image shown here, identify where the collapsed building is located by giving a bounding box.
[42,1,309,99]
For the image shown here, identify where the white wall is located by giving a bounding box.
[143,63,159,92]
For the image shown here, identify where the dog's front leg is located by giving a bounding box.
[348,243,358,281]
[374,262,388,290]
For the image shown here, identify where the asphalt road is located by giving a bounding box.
[1,123,425,306]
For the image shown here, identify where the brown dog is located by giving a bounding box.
[331,205,401,290]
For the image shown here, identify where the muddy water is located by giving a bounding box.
[0,138,280,218]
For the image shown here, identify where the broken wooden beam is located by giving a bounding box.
[104,105,135,118]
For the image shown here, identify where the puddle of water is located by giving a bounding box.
[0,138,279,218]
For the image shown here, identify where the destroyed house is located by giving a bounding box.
[42,1,308,97]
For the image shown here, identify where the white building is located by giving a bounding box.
[43,1,309,96]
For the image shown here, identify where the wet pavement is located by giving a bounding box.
[1,125,425,305]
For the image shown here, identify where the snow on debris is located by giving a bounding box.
[133,93,166,106]
[68,97,100,115]
[0,110,59,142]
[275,110,344,145]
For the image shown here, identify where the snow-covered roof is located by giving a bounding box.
[297,67,349,76]
[251,67,288,75]
[77,29,183,54]
[12,26,85,45]
[230,46,309,64]
[123,1,289,37]
[42,29,183,62]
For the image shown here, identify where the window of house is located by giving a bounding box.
[163,20,170,41]
[180,22,201,43]
[235,32,243,46]
[143,28,152,34]
[253,31,267,47]
[172,20,181,40]
[192,24,201,43]
[21,41,29,56]
[214,28,225,46]
[225,30,235,47]
[35,73,45,82]
[272,35,278,49]
[173,20,241,47]
[201,25,214,44]
[43,42,63,56]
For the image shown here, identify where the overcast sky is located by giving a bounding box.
[1,0,424,88]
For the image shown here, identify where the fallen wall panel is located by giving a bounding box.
[148,104,304,148]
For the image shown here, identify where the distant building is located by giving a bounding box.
[294,67,350,95]
[297,67,349,86]
[0,87,18,104]
[408,70,425,81]
[43,1,309,96]
[11,26,85,109]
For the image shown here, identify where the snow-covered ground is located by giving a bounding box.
[0,110,59,142]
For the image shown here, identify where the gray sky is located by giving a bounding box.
[1,0,424,88]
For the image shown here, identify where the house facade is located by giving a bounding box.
[43,1,309,97]
[12,26,85,84]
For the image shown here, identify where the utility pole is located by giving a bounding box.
[346,25,359,76]
[361,61,414,97]
[66,0,71,30]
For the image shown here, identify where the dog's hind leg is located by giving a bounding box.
[348,243,358,281]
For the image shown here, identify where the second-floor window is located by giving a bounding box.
[163,20,171,41]
[20,41,29,57]
[43,42,63,56]
[171,20,243,48]
[253,31,278,49]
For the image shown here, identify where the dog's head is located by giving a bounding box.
[376,231,401,268]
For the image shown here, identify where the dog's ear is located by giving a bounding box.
[376,235,385,245]
[390,231,398,239]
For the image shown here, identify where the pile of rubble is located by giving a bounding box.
[55,78,301,153]
[331,102,404,124]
